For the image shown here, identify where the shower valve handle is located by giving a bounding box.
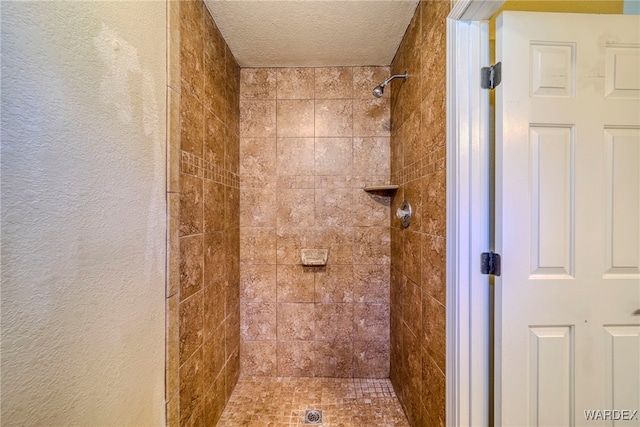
[396,200,412,228]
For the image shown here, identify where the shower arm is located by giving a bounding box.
[379,72,408,88]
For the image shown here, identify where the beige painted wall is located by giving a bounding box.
[1,2,166,425]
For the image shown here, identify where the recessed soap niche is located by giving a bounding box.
[300,249,329,266]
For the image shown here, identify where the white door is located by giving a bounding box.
[496,12,640,426]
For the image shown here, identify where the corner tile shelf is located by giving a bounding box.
[363,185,399,195]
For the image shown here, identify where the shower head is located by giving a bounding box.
[372,72,408,98]
[372,85,385,98]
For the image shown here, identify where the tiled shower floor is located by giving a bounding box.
[217,377,410,427]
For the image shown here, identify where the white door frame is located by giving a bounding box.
[446,1,504,425]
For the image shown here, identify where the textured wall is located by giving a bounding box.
[1,1,166,425]
[238,67,392,378]
[165,0,240,425]
[389,0,449,426]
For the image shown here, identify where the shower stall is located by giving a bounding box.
[165,0,449,425]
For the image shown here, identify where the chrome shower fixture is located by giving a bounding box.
[372,71,408,97]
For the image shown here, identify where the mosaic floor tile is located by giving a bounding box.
[218,377,409,426]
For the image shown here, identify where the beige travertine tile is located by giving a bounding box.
[179,0,203,102]
[203,276,225,338]
[203,325,225,386]
[277,100,315,137]
[314,341,353,377]
[352,188,390,228]
[402,108,423,168]
[276,265,315,303]
[204,59,227,123]
[353,66,390,99]
[240,100,276,138]
[354,227,390,265]
[225,126,240,174]
[167,0,181,91]
[225,43,241,90]
[422,233,445,304]
[240,187,276,227]
[240,303,276,340]
[310,227,352,266]
[166,295,179,401]
[353,341,390,378]
[354,303,390,341]
[239,138,276,176]
[203,110,225,168]
[423,294,446,373]
[241,175,277,189]
[203,8,225,70]
[391,227,404,273]
[225,228,240,275]
[391,185,405,230]
[277,68,315,99]
[422,352,446,427]
[314,188,352,227]
[315,303,353,341]
[314,175,354,189]
[314,137,352,176]
[315,99,353,137]
[179,173,203,236]
[405,323,423,424]
[225,273,241,317]
[203,180,225,232]
[226,310,241,360]
[204,231,225,285]
[277,303,315,340]
[276,189,315,228]
[166,396,179,427]
[240,68,277,100]
[404,178,423,231]
[204,372,226,426]
[224,346,241,399]
[424,169,446,237]
[353,264,390,303]
[179,235,203,301]
[402,278,422,339]
[277,341,315,377]
[276,175,314,189]
[218,377,408,426]
[315,67,353,99]
[275,227,312,265]
[225,185,239,229]
[168,88,181,193]
[180,87,204,157]
[240,340,277,376]
[276,138,315,176]
[403,230,422,286]
[353,136,390,176]
[390,119,404,173]
[240,264,276,303]
[353,98,391,137]
[314,265,353,303]
[179,347,203,426]
[179,291,203,364]
[167,193,180,297]
[239,228,276,264]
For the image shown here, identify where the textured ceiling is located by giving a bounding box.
[204,0,420,68]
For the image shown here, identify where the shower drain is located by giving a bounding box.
[304,409,323,425]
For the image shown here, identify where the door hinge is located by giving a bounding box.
[481,252,501,276]
[481,62,502,90]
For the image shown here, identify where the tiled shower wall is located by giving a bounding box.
[166,1,240,426]
[238,67,392,378]
[389,0,449,426]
